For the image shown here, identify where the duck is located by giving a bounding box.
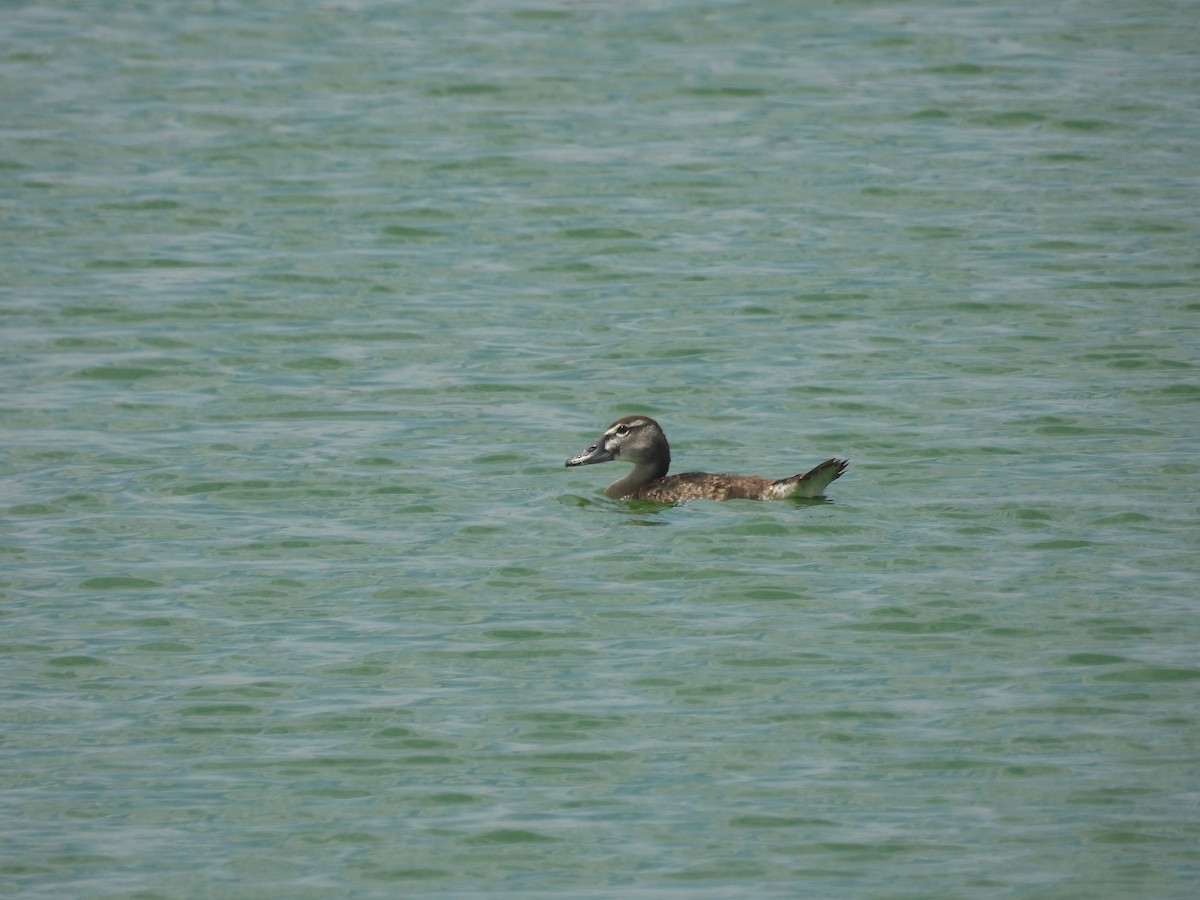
[565,415,847,502]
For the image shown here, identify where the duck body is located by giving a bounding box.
[564,415,847,503]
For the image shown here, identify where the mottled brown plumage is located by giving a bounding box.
[564,416,847,502]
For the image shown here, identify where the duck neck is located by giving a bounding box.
[605,454,670,499]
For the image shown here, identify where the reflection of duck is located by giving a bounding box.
[565,416,847,502]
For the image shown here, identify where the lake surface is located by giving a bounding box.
[3,1,1199,896]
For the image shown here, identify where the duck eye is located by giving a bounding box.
[615,425,628,435]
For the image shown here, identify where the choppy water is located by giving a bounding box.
[3,1,1199,896]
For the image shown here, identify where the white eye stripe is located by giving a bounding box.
[605,419,647,437]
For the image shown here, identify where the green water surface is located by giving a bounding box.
[3,1,1198,897]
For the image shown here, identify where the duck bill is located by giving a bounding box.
[565,443,613,467]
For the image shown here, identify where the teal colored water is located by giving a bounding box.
[3,1,1199,896]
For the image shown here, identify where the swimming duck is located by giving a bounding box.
[565,415,847,502]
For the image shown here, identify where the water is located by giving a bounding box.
[3,1,1199,896]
